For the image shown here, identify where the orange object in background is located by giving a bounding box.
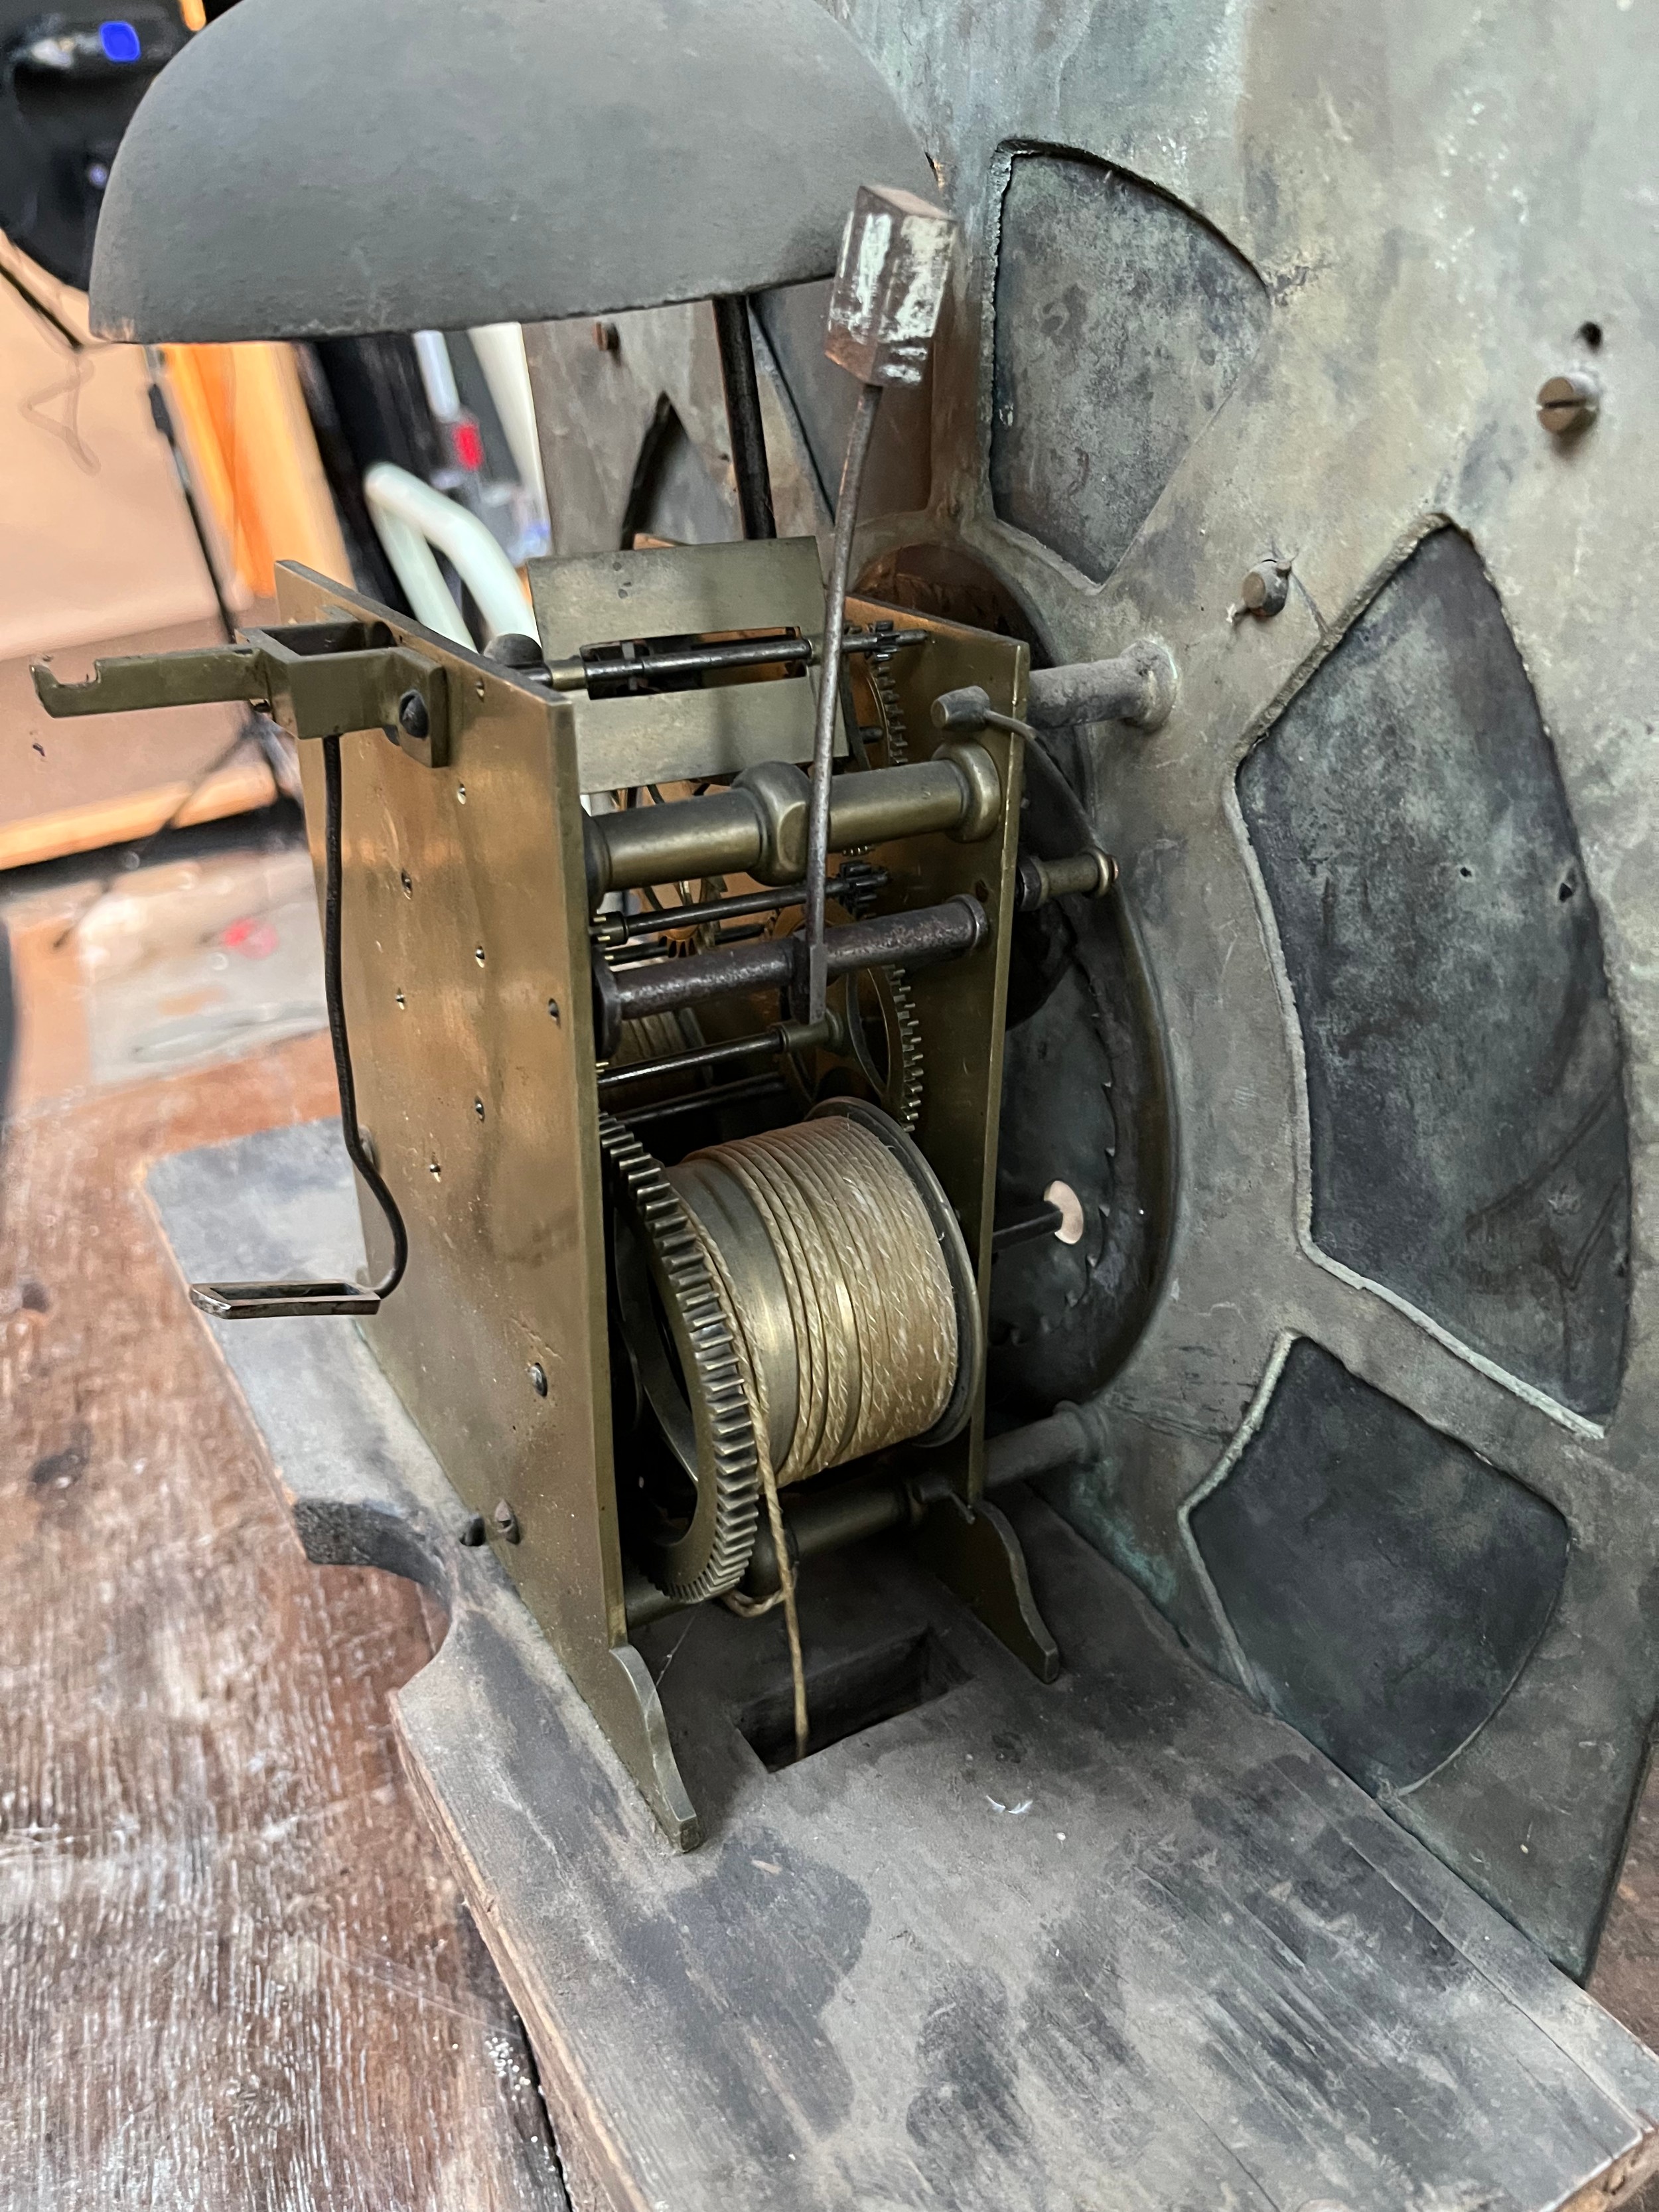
[1,248,264,870]
[0,229,352,872]
[160,341,350,603]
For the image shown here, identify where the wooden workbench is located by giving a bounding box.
[0,1034,563,2209]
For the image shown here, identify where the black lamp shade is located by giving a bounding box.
[89,0,936,342]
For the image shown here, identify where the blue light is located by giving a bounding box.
[99,20,142,62]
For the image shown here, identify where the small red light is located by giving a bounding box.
[221,917,279,960]
[451,419,485,473]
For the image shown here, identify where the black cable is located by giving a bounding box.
[712,295,775,540]
[143,362,302,800]
[321,732,407,1299]
[51,362,285,952]
[0,250,85,350]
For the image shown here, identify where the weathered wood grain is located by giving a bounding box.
[1591,1773,1659,2212]
[149,1113,1659,2212]
[1594,1763,1659,2051]
[0,1037,563,2211]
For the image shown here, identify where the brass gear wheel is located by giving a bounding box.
[870,650,909,765]
[600,1113,759,1601]
[785,964,924,1132]
[850,964,924,1133]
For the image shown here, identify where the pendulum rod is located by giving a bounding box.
[802,383,882,1021]
[712,295,776,541]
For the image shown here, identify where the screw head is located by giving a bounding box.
[457,1512,486,1547]
[399,869,412,897]
[492,1499,521,1543]
[1538,371,1600,436]
[474,1096,486,1122]
[1239,560,1291,617]
[397,689,430,740]
[529,1361,548,1397]
[547,997,561,1024]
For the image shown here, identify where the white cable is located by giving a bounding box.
[363,461,535,646]
[469,323,548,510]
[411,329,462,421]
[367,500,469,643]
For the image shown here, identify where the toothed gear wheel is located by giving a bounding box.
[780,962,926,1132]
[600,1114,759,1601]
[871,652,908,765]
[863,966,925,1134]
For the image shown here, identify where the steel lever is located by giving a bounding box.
[32,619,452,769]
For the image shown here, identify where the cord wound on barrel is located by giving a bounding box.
[676,1113,960,1760]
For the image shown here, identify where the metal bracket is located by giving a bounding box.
[31,601,433,1322]
[190,1281,381,1320]
[32,618,452,769]
[912,1495,1061,1683]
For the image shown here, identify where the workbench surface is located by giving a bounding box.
[0,1031,563,2211]
[143,1108,1659,2212]
[8,964,1659,2211]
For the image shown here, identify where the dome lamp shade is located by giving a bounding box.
[88,0,936,342]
